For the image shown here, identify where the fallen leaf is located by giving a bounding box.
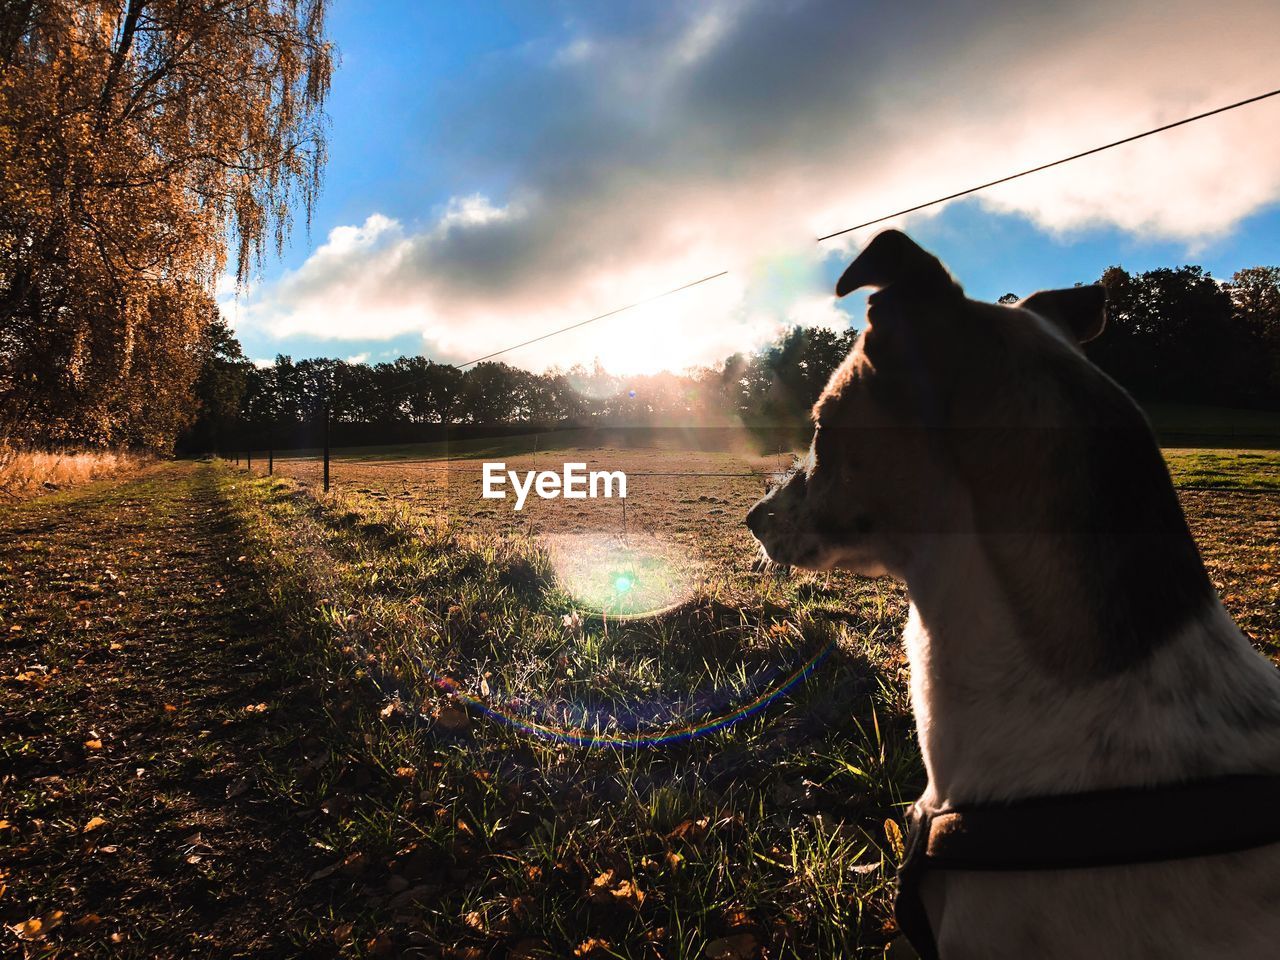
[10,918,42,941]
[587,869,644,908]
[394,766,416,779]
[340,851,368,876]
[884,818,905,862]
[309,861,341,882]
[10,911,64,941]
[575,938,612,956]
[84,739,103,750]
[82,815,108,833]
[434,703,470,731]
[388,884,434,909]
[163,703,177,713]
[668,817,711,843]
[386,874,409,893]
[705,932,761,960]
[332,922,354,944]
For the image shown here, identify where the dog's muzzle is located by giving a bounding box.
[745,498,771,538]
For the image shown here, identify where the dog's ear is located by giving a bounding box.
[835,229,957,298]
[1017,285,1108,344]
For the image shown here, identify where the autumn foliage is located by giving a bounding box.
[0,0,332,449]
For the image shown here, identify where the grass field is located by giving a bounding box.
[2,444,1276,957]
[0,448,146,501]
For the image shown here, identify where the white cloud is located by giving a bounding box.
[227,0,1280,372]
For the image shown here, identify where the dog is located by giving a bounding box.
[746,230,1280,958]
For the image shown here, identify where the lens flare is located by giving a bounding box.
[432,637,837,748]
[541,531,693,618]
[350,530,835,750]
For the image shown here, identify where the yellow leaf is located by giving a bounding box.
[84,739,103,750]
[587,869,644,908]
[883,817,904,862]
[83,815,108,833]
[11,911,63,941]
[10,918,42,940]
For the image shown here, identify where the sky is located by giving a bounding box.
[221,0,1280,375]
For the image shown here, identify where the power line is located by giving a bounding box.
[391,85,1280,383]
[815,86,1280,243]
[455,270,729,368]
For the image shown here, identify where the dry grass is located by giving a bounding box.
[0,446,146,500]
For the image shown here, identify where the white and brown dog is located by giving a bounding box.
[746,230,1280,959]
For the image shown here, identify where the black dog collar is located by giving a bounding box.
[895,773,1280,959]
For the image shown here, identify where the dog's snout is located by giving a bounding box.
[746,498,771,536]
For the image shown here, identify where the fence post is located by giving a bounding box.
[247,446,252,472]
[268,420,274,477]
[323,398,330,493]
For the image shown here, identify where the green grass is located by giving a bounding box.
[224,467,920,957]
[1162,449,1280,491]
[5,458,1274,957]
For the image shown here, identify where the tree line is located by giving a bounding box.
[187,260,1280,453]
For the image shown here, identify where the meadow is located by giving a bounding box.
[3,441,1276,957]
[234,440,1277,953]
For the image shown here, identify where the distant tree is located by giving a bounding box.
[183,314,252,454]
[725,326,855,423]
[460,363,529,423]
[1227,266,1280,408]
[997,292,1020,304]
[0,0,333,449]
[1090,265,1251,406]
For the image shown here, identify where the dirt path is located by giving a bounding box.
[0,463,341,958]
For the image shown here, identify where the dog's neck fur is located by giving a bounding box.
[904,529,1280,810]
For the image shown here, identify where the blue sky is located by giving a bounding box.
[224,0,1280,372]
